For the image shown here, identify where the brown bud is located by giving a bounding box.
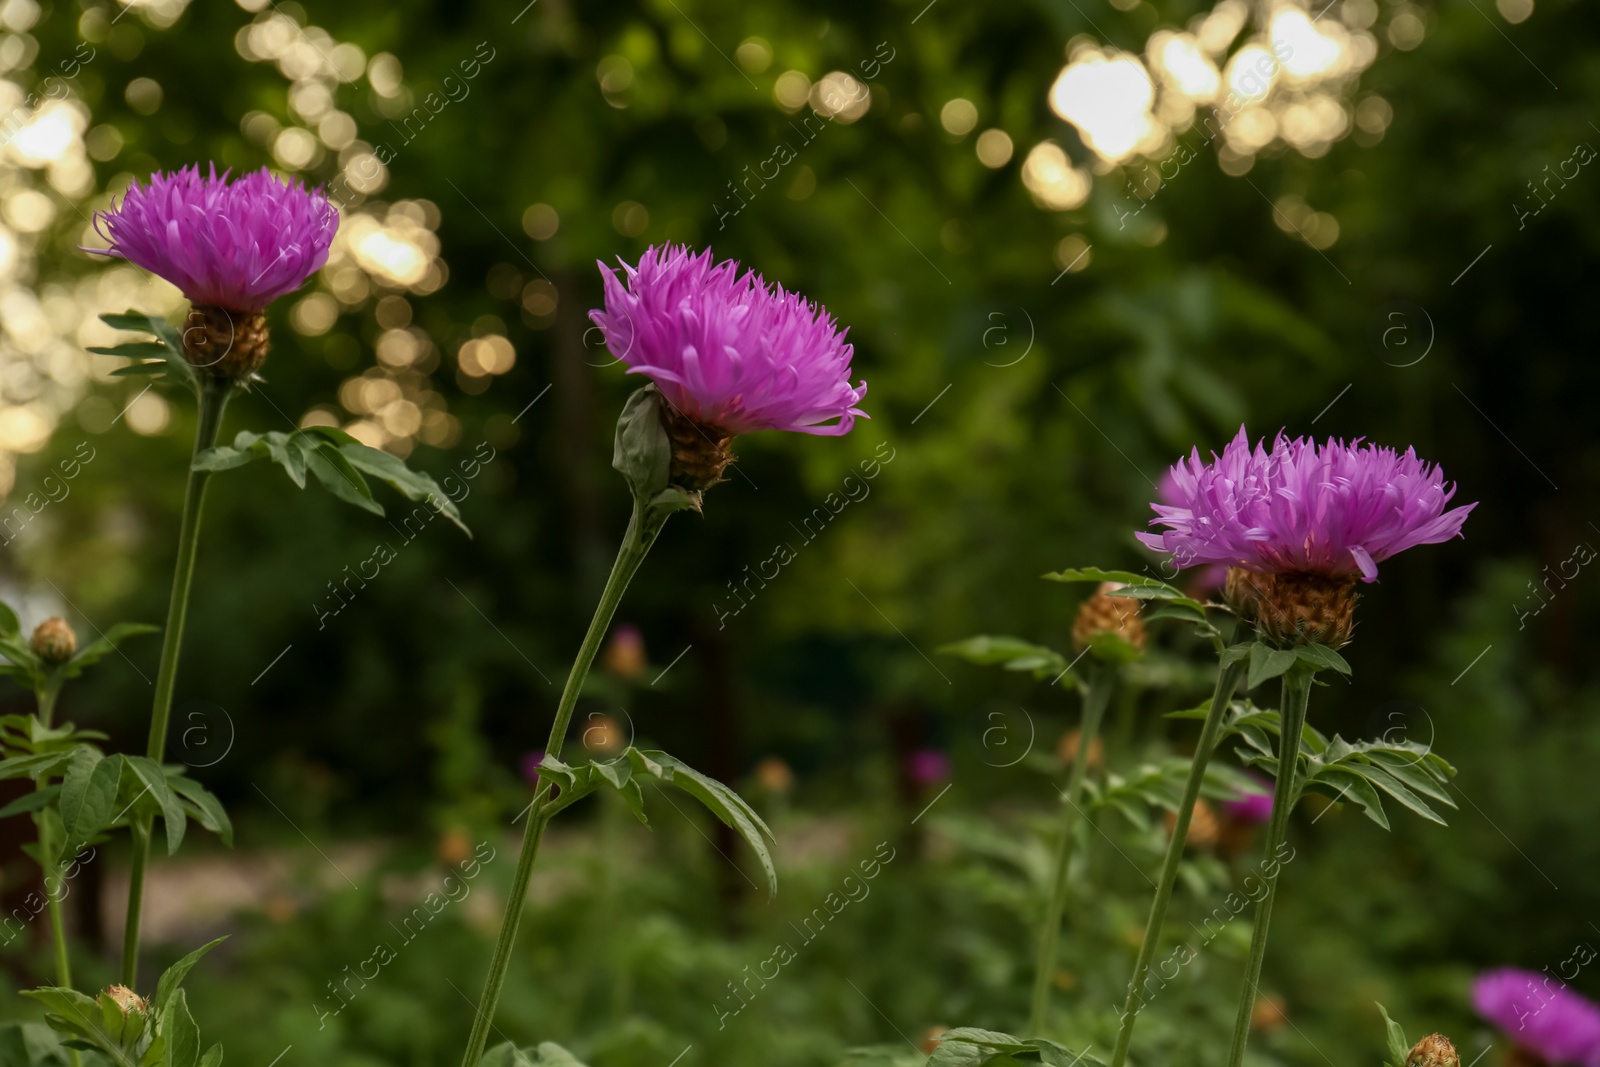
[1057,728,1104,771]
[1405,1034,1461,1067]
[920,1026,949,1054]
[754,756,794,794]
[1251,993,1287,1032]
[1072,583,1146,653]
[1224,568,1358,649]
[104,985,149,1016]
[30,617,76,664]
[658,400,735,492]
[183,305,271,382]
[579,713,625,755]
[600,625,648,679]
[1166,798,1219,847]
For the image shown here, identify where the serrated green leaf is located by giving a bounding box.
[60,749,120,851]
[168,777,234,847]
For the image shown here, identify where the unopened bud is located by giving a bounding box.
[1406,1034,1460,1067]
[1072,583,1146,653]
[30,618,76,664]
[104,985,149,1016]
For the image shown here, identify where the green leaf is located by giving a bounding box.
[937,635,1070,680]
[305,444,383,517]
[0,751,75,781]
[125,756,187,855]
[1042,567,1175,594]
[1376,1003,1409,1066]
[191,446,256,472]
[1247,642,1299,690]
[641,750,778,898]
[163,989,201,1067]
[338,442,470,535]
[1296,643,1352,675]
[155,937,228,1013]
[98,311,157,333]
[0,784,59,820]
[168,777,234,847]
[1313,767,1389,829]
[59,750,120,851]
[0,601,18,638]
[88,342,172,358]
[63,623,159,679]
[199,1044,224,1067]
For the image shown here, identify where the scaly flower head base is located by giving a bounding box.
[182,305,271,381]
[1225,567,1359,648]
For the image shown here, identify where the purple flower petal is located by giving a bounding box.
[89,164,338,313]
[1144,427,1475,582]
[590,245,867,436]
[1474,969,1600,1065]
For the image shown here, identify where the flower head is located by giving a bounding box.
[30,617,76,664]
[905,748,951,786]
[1222,774,1274,824]
[103,985,149,1016]
[1474,969,1600,1067]
[90,165,337,314]
[1139,427,1474,583]
[1406,1033,1461,1067]
[591,245,866,450]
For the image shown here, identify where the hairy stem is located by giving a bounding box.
[1224,668,1311,1067]
[459,501,665,1067]
[1109,658,1247,1067]
[122,378,231,987]
[1028,665,1113,1034]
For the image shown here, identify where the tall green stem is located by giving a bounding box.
[1109,658,1246,1067]
[33,678,72,991]
[1028,665,1112,1034]
[121,378,231,987]
[1224,668,1310,1067]
[459,500,664,1067]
